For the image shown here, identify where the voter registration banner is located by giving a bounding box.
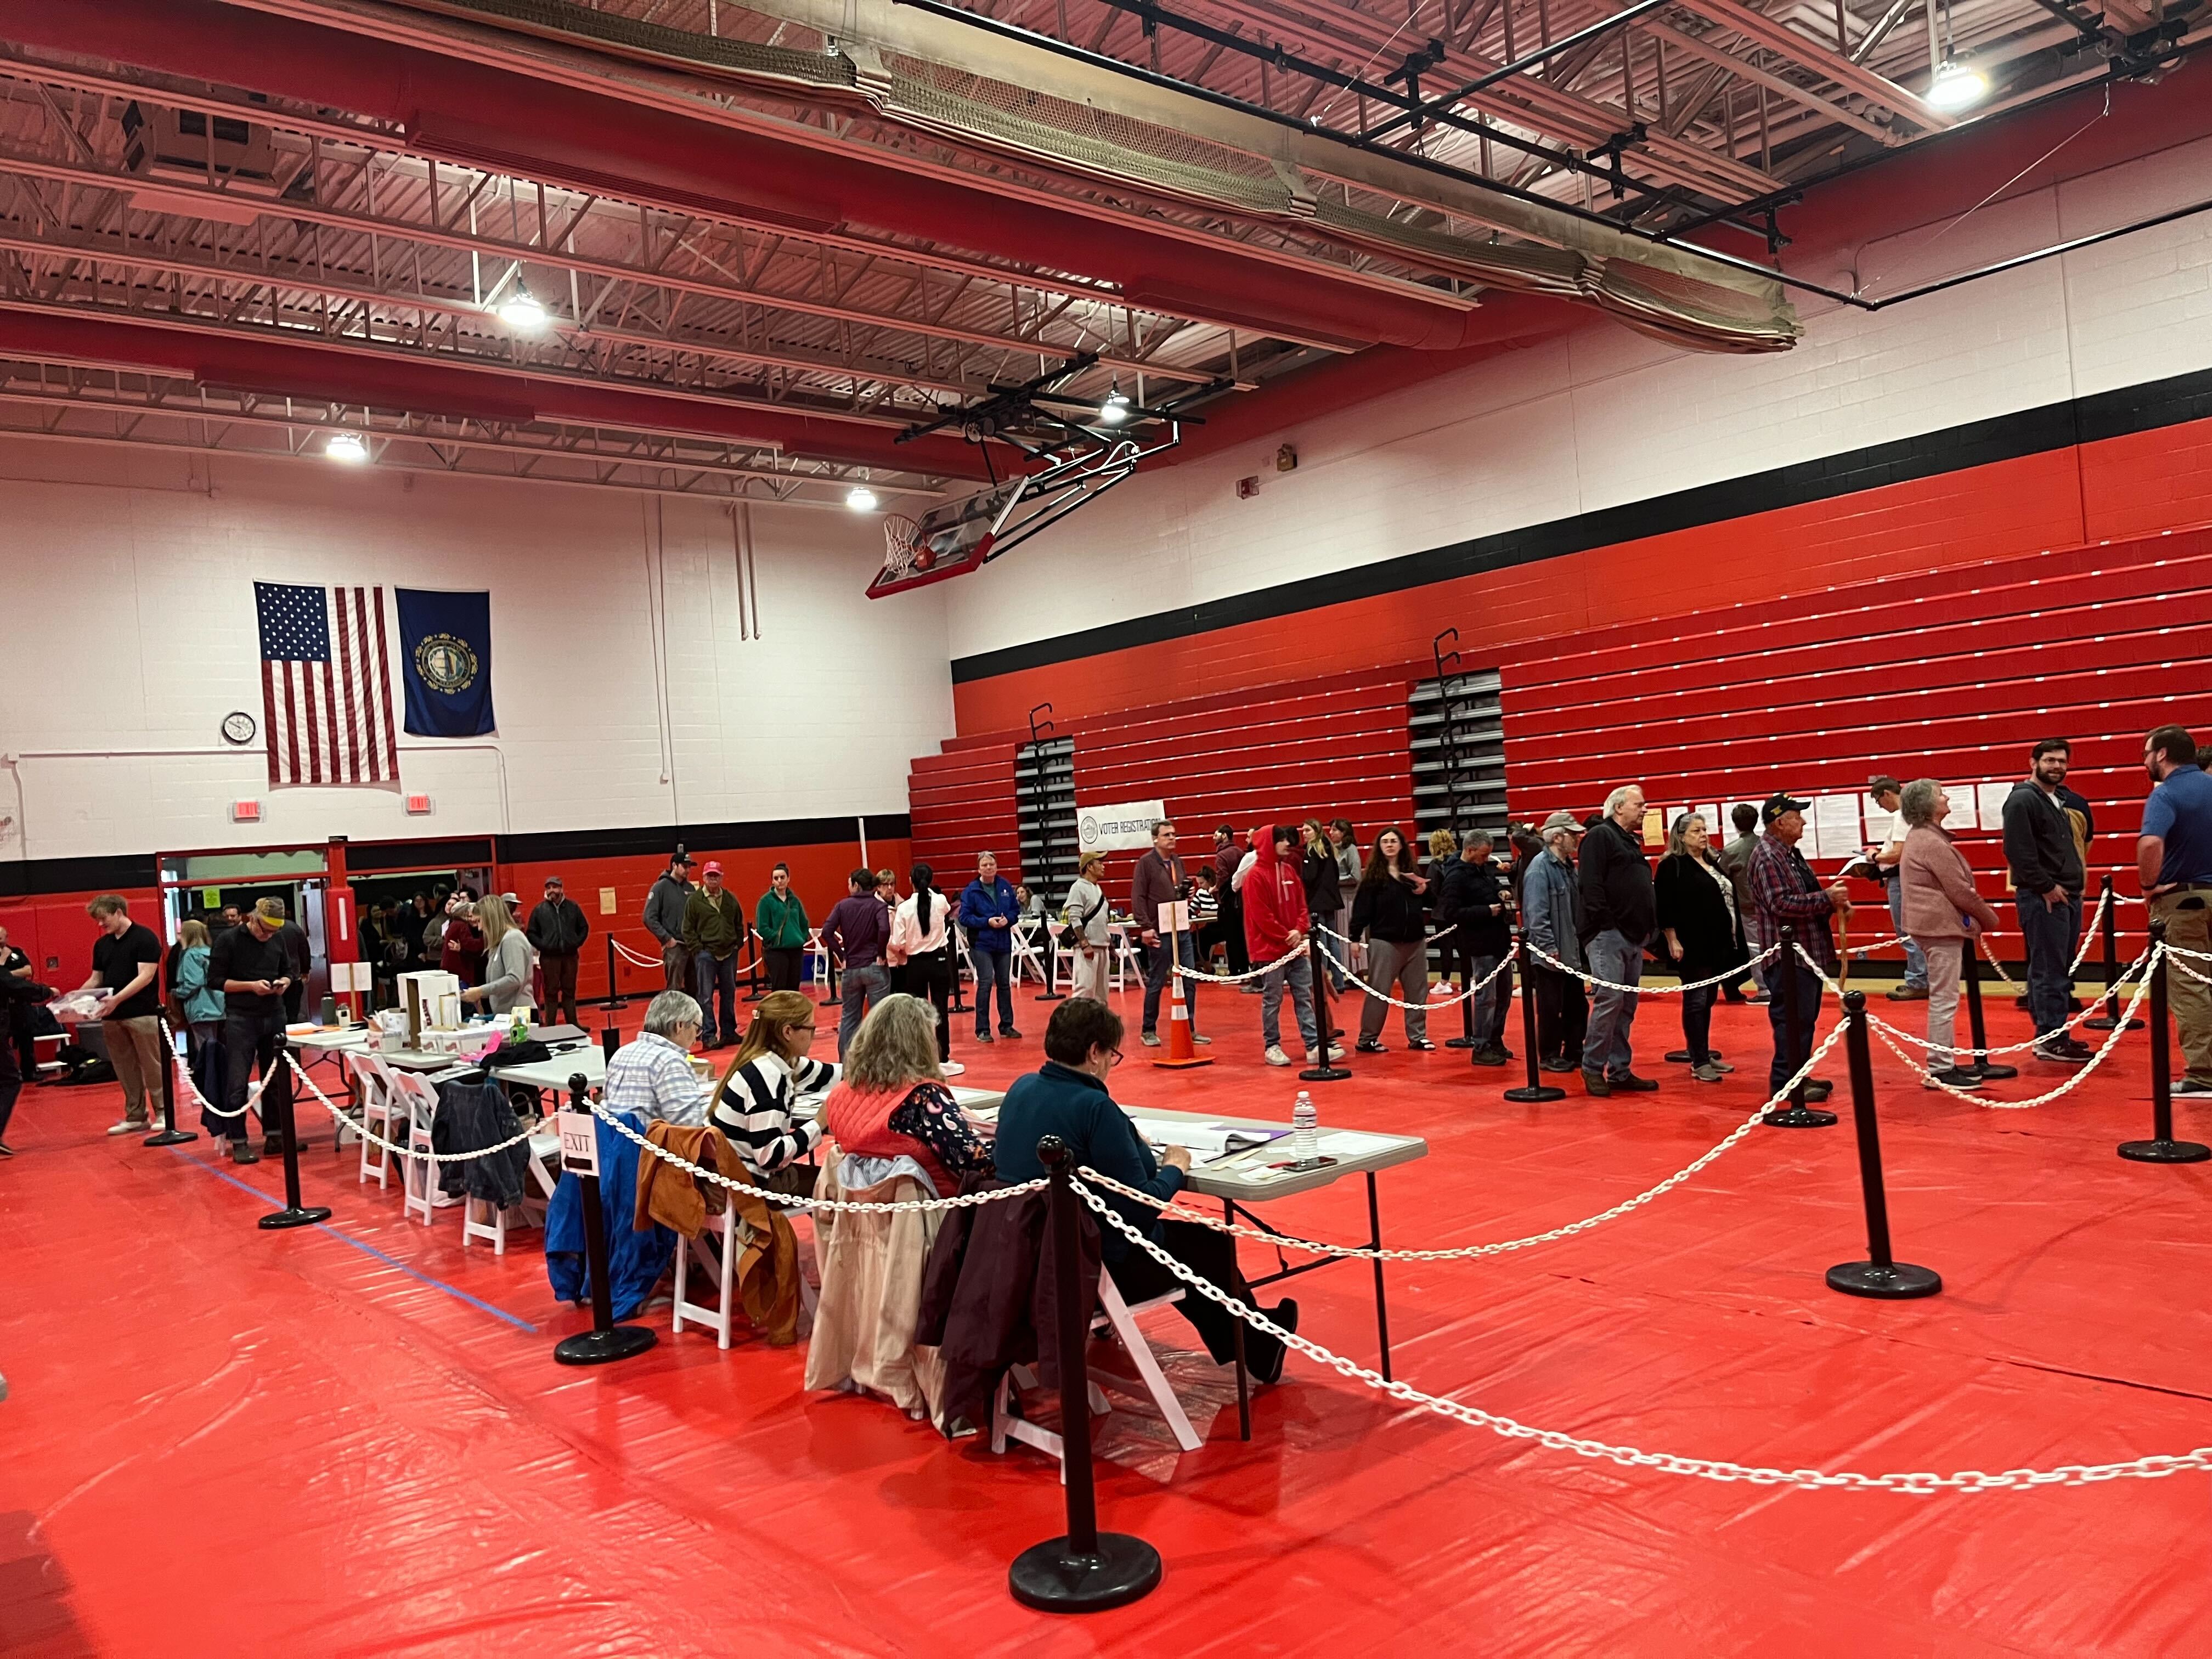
[1077,798,1167,854]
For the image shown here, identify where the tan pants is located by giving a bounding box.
[1922,935,1963,1071]
[1070,943,1111,1002]
[2153,891,2212,1085]
[105,1014,165,1126]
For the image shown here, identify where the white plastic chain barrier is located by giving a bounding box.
[1171,935,1313,986]
[582,1096,1048,1215]
[168,1052,266,1121]
[1859,940,2154,1058]
[1309,932,1513,1011]
[284,1055,544,1162]
[1079,1020,1848,1263]
[1796,943,2160,1109]
[1528,941,1779,996]
[611,937,665,970]
[1070,1180,2212,1492]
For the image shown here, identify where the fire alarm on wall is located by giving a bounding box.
[405,793,433,815]
[1276,443,1298,472]
[232,799,262,822]
[1235,476,1260,499]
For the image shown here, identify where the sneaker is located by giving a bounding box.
[2173,1077,2212,1096]
[106,1119,146,1136]
[1925,1068,1984,1090]
[1000,1027,1022,1040]
[1264,1045,1293,1067]
[1539,1058,1579,1075]
[0,1142,13,1158]
[1240,984,1264,995]
[2058,1036,2096,1059]
[1745,991,1771,1003]
[1141,1031,1162,1048]
[1610,1073,1660,1092]
[1664,1048,1723,1064]
[2034,1040,2089,1065]
[228,1138,260,1164]
[1469,1046,1509,1068]
[1582,1069,1611,1097]
[1803,1079,1834,1102]
[1324,1043,1345,1062]
[1192,1034,1212,1046]
[1691,1062,1726,1083]
[974,1030,994,1045]
[940,1060,966,1077]
[1887,985,1929,1001]
[1408,1039,1437,1052]
[1356,1039,1388,1054]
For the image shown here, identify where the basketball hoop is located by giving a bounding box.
[883,514,922,578]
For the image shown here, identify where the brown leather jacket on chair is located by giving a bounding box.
[636,1120,802,1346]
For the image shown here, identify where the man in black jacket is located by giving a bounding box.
[2002,738,2090,1061]
[1577,785,1658,1094]
[1436,831,1515,1064]
[526,876,591,1027]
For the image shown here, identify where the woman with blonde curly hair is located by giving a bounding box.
[817,995,991,1197]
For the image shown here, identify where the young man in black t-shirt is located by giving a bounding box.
[79,895,165,1135]
[208,899,300,1161]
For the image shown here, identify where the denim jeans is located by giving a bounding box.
[1260,953,1318,1052]
[1760,958,1824,1096]
[970,946,1016,1036]
[1581,928,1643,1079]
[2015,890,2081,1036]
[694,950,738,1045]
[1885,874,1929,990]
[1680,983,1717,1065]
[1140,932,1198,1036]
[838,963,889,1056]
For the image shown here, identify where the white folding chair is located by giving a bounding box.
[349,1051,403,1190]
[1048,921,1075,995]
[673,1205,747,1348]
[1011,920,1047,987]
[992,1277,1202,1479]
[1110,926,1141,992]
[390,1070,460,1226]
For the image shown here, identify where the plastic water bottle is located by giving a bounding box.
[1291,1090,1318,1165]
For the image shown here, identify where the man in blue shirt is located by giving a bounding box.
[2140,723,2212,1094]
[995,997,1295,1384]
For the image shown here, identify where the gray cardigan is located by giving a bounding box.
[477,930,538,1015]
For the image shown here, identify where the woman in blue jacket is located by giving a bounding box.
[957,851,1022,1043]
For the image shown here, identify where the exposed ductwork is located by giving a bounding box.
[0,311,997,479]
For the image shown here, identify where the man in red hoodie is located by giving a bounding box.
[1243,823,1334,1066]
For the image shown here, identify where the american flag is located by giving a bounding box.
[254,582,399,788]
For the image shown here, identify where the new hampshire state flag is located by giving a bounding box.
[394,588,496,737]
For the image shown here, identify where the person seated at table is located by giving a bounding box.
[994,997,1296,1384]
[711,990,839,1197]
[603,990,710,1127]
[818,994,991,1197]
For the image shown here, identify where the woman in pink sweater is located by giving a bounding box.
[1897,780,2004,1089]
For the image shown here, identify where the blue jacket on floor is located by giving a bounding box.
[545,1108,674,1322]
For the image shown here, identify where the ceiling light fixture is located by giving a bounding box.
[1098,386,1132,426]
[326,430,369,464]
[495,283,550,331]
[1926,59,1987,110]
[846,484,879,511]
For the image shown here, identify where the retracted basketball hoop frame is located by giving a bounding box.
[865,353,1228,600]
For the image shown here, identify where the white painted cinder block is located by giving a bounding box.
[0,444,953,861]
[942,134,2212,661]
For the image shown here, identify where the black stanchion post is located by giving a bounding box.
[1763,927,1837,1128]
[1503,927,1565,1103]
[555,1073,660,1364]
[257,1036,332,1230]
[144,1011,197,1147]
[2085,873,2140,1032]
[1008,1137,1162,1612]
[950,929,972,1016]
[1960,936,2018,1081]
[2119,924,2210,1164]
[601,1025,620,1066]
[1035,922,1063,1003]
[1299,933,1351,1084]
[743,932,766,1003]
[605,935,629,1013]
[1827,991,1940,1298]
[1445,940,1476,1049]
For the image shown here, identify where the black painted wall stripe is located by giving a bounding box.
[951,361,2212,685]
[0,817,914,901]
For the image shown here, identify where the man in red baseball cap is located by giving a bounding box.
[684,860,747,1048]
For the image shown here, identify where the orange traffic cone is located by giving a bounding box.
[1153,936,1213,1070]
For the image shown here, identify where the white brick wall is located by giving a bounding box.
[944,132,2212,660]
[0,444,952,861]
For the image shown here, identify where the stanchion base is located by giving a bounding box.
[1763,1104,1839,1128]
[1008,1533,1162,1613]
[554,1325,658,1366]
[2118,1138,2212,1164]
[258,1205,333,1230]
[1967,1061,2018,1081]
[1503,1084,1566,1103]
[143,1127,198,1147]
[1826,1260,1942,1299]
[1298,1062,1352,1083]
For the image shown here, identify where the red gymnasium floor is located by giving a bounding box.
[5,974,2212,1658]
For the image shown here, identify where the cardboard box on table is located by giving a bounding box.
[396,970,462,1045]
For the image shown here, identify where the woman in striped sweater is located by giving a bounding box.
[710,990,839,1197]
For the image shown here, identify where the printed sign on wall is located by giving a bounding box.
[1076,798,1169,854]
